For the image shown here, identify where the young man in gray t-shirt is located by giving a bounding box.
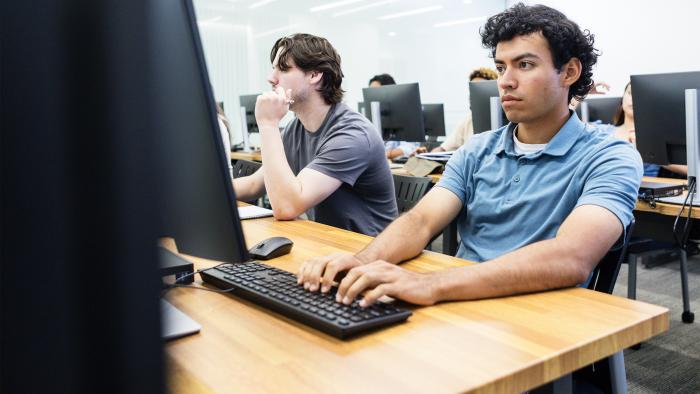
[233,34,397,236]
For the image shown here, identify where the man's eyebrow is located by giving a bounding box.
[494,52,541,63]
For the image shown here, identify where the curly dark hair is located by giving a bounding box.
[480,3,599,102]
[271,33,345,105]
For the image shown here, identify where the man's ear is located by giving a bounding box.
[561,57,582,89]
[308,71,324,85]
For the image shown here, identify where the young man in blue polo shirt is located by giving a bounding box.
[298,4,643,306]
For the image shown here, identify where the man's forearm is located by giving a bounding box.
[259,125,304,218]
[356,210,435,264]
[432,237,592,302]
[232,175,264,201]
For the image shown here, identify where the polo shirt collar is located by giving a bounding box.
[494,111,584,157]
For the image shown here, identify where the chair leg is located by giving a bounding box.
[608,351,627,394]
[680,250,695,323]
[627,253,637,300]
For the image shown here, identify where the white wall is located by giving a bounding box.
[510,0,700,96]
[195,0,505,144]
[196,0,700,144]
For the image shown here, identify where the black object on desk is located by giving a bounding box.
[159,247,195,284]
[248,237,293,260]
[200,262,412,339]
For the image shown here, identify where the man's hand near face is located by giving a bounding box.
[255,86,292,130]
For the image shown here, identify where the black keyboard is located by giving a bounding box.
[200,262,412,339]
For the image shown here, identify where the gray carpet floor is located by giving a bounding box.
[614,255,700,393]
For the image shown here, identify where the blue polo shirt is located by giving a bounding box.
[436,112,643,263]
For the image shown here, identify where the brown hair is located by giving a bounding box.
[612,82,631,126]
[270,34,344,105]
[469,67,498,81]
[215,102,231,133]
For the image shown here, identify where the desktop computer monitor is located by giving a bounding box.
[470,80,509,133]
[239,94,259,134]
[575,96,621,124]
[153,0,249,264]
[632,71,700,166]
[422,104,446,141]
[4,0,251,391]
[362,83,426,142]
[358,101,368,117]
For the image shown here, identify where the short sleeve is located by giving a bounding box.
[306,128,371,186]
[575,140,643,230]
[435,145,471,204]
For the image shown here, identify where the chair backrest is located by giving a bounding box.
[587,218,635,294]
[392,174,433,213]
[232,159,261,179]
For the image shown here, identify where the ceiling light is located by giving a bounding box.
[434,15,487,28]
[332,0,398,17]
[378,5,443,20]
[249,0,276,9]
[463,0,473,4]
[310,0,366,13]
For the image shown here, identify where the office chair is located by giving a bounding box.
[232,159,262,179]
[533,219,635,394]
[232,159,263,206]
[577,218,636,394]
[392,174,433,213]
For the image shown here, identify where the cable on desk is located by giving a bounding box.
[162,283,236,294]
[673,176,696,250]
[161,262,234,297]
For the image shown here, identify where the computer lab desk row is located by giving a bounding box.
[164,216,668,394]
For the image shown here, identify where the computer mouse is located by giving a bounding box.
[248,236,293,260]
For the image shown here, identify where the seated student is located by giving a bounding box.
[216,102,234,179]
[297,4,643,306]
[432,67,498,152]
[367,74,427,160]
[606,82,687,177]
[233,34,398,236]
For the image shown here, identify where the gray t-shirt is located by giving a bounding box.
[282,102,398,235]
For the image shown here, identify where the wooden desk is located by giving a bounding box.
[231,151,262,162]
[391,166,443,184]
[165,217,668,393]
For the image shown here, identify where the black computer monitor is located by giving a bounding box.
[358,101,368,117]
[632,71,700,165]
[4,0,176,392]
[153,0,249,264]
[422,104,446,140]
[362,83,426,142]
[239,94,259,134]
[575,96,621,124]
[469,80,509,133]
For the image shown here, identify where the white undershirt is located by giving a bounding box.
[513,126,547,155]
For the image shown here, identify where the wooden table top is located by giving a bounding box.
[165,217,669,394]
[230,151,262,162]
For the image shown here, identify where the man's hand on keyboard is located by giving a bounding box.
[335,261,438,307]
[297,252,368,293]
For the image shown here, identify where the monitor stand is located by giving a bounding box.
[161,299,201,340]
